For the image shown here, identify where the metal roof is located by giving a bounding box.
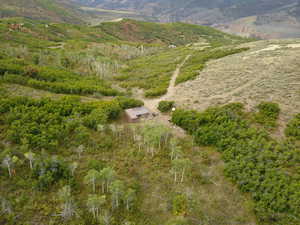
[125,106,150,119]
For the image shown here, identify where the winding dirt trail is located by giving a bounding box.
[142,54,191,112]
[137,54,191,136]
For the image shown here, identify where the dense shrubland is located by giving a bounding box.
[172,103,300,225]
[1,96,227,224]
[0,16,261,225]
[99,19,250,46]
[0,58,121,96]
[0,96,143,150]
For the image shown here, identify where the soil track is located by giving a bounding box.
[138,54,191,136]
[142,54,191,112]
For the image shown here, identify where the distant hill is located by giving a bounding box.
[97,19,249,46]
[0,17,249,48]
[0,0,85,23]
[73,0,300,39]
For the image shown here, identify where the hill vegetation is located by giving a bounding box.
[0,0,85,24]
[172,103,300,225]
[73,0,300,39]
[98,19,248,46]
[0,15,299,225]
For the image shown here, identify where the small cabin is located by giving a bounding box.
[125,106,151,122]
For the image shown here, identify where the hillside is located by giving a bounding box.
[97,19,248,46]
[73,0,300,39]
[0,0,87,24]
[0,16,300,225]
[170,39,300,133]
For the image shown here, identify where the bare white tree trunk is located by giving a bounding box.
[181,168,186,183]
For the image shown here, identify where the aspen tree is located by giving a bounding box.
[87,194,106,219]
[24,151,35,170]
[84,169,100,193]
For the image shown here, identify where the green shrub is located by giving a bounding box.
[0,96,123,150]
[172,194,188,216]
[257,102,280,119]
[116,96,144,109]
[0,60,24,75]
[285,114,300,140]
[145,87,167,98]
[83,108,108,130]
[158,101,175,112]
[87,159,106,171]
[254,102,280,128]
[171,103,300,223]
[32,156,72,190]
[0,57,121,97]
[2,74,29,85]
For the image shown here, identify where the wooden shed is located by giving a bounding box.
[125,106,151,122]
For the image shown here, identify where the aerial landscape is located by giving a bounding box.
[0,1,299,225]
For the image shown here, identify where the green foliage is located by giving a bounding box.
[32,156,72,190]
[87,159,106,171]
[99,19,250,46]
[0,16,258,225]
[0,0,83,24]
[116,96,144,109]
[145,87,167,98]
[0,18,117,49]
[0,96,124,150]
[285,113,300,140]
[158,101,175,112]
[0,61,121,96]
[172,103,300,224]
[176,48,249,85]
[172,194,188,216]
[83,108,108,130]
[0,59,25,75]
[116,47,189,97]
[254,102,280,128]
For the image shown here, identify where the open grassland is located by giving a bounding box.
[175,47,249,85]
[172,39,300,134]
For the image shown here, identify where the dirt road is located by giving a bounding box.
[142,54,191,113]
[138,54,191,136]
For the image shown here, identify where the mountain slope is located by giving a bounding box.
[97,19,249,46]
[0,15,300,225]
[0,0,85,23]
[73,0,300,38]
[171,39,300,127]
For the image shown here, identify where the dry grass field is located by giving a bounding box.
[170,39,300,135]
